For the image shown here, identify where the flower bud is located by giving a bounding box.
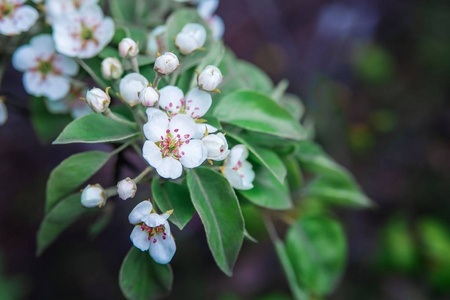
[101,57,123,80]
[81,184,106,208]
[146,25,167,56]
[85,87,110,113]
[119,73,149,106]
[154,52,179,76]
[119,38,139,58]
[202,133,230,161]
[0,98,7,125]
[198,65,222,91]
[175,23,207,55]
[139,86,159,107]
[117,177,137,200]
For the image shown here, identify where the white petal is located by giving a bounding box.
[194,123,218,139]
[175,33,198,55]
[42,74,71,101]
[209,15,225,40]
[156,157,182,179]
[54,55,79,76]
[130,226,151,251]
[128,201,153,224]
[179,139,207,168]
[22,72,45,96]
[12,45,38,71]
[227,144,249,167]
[13,5,38,33]
[145,107,166,120]
[119,73,148,106]
[142,213,169,228]
[223,167,247,190]
[149,231,176,264]
[168,114,198,142]
[181,23,207,49]
[142,141,163,169]
[198,0,219,19]
[143,113,169,142]
[185,88,211,119]
[241,161,255,189]
[30,34,55,59]
[158,85,184,114]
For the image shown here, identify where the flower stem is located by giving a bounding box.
[153,74,162,88]
[103,108,137,127]
[129,57,140,73]
[133,166,153,184]
[262,212,309,300]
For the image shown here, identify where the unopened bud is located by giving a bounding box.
[101,57,123,80]
[154,52,179,76]
[117,177,137,200]
[175,23,207,55]
[81,184,106,208]
[119,38,139,58]
[198,65,222,92]
[85,87,110,113]
[202,133,230,161]
[119,73,149,106]
[139,86,159,107]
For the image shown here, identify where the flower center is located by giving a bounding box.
[38,60,54,75]
[81,23,94,40]
[0,3,16,18]
[140,223,168,243]
[156,128,190,160]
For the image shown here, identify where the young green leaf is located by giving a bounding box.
[37,193,85,255]
[119,247,173,300]
[239,164,292,210]
[151,178,195,230]
[46,151,111,212]
[53,113,139,144]
[285,216,346,296]
[187,167,244,276]
[213,90,307,140]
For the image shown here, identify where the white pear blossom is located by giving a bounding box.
[154,52,179,76]
[142,111,207,179]
[52,4,114,58]
[222,145,255,190]
[44,0,98,24]
[0,98,7,125]
[119,73,148,106]
[119,38,139,58]
[197,0,224,40]
[146,25,166,56]
[0,0,38,36]
[202,133,229,161]
[117,177,137,200]
[101,57,123,80]
[12,34,79,101]
[46,85,91,118]
[175,23,207,55]
[129,200,176,264]
[156,86,216,137]
[198,65,222,91]
[81,184,106,208]
[85,87,110,113]
[139,86,159,107]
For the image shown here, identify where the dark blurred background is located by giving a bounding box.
[1,0,450,299]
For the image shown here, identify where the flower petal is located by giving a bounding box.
[158,85,184,115]
[13,5,39,33]
[54,54,79,76]
[156,157,182,179]
[143,112,169,142]
[194,123,217,139]
[12,45,38,71]
[41,74,71,101]
[145,107,166,120]
[142,213,169,228]
[185,87,211,119]
[30,34,55,59]
[168,114,198,142]
[149,224,176,264]
[130,225,151,251]
[128,200,153,224]
[143,141,163,169]
[179,139,207,168]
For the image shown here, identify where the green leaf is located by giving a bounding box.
[165,9,213,73]
[225,131,287,184]
[283,155,303,192]
[151,178,195,230]
[305,176,372,208]
[98,46,119,59]
[119,247,173,300]
[46,151,111,212]
[187,168,244,276]
[239,164,292,210]
[109,0,135,23]
[279,93,305,122]
[53,113,139,144]
[37,193,85,255]
[213,90,307,140]
[30,97,72,144]
[285,216,346,296]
